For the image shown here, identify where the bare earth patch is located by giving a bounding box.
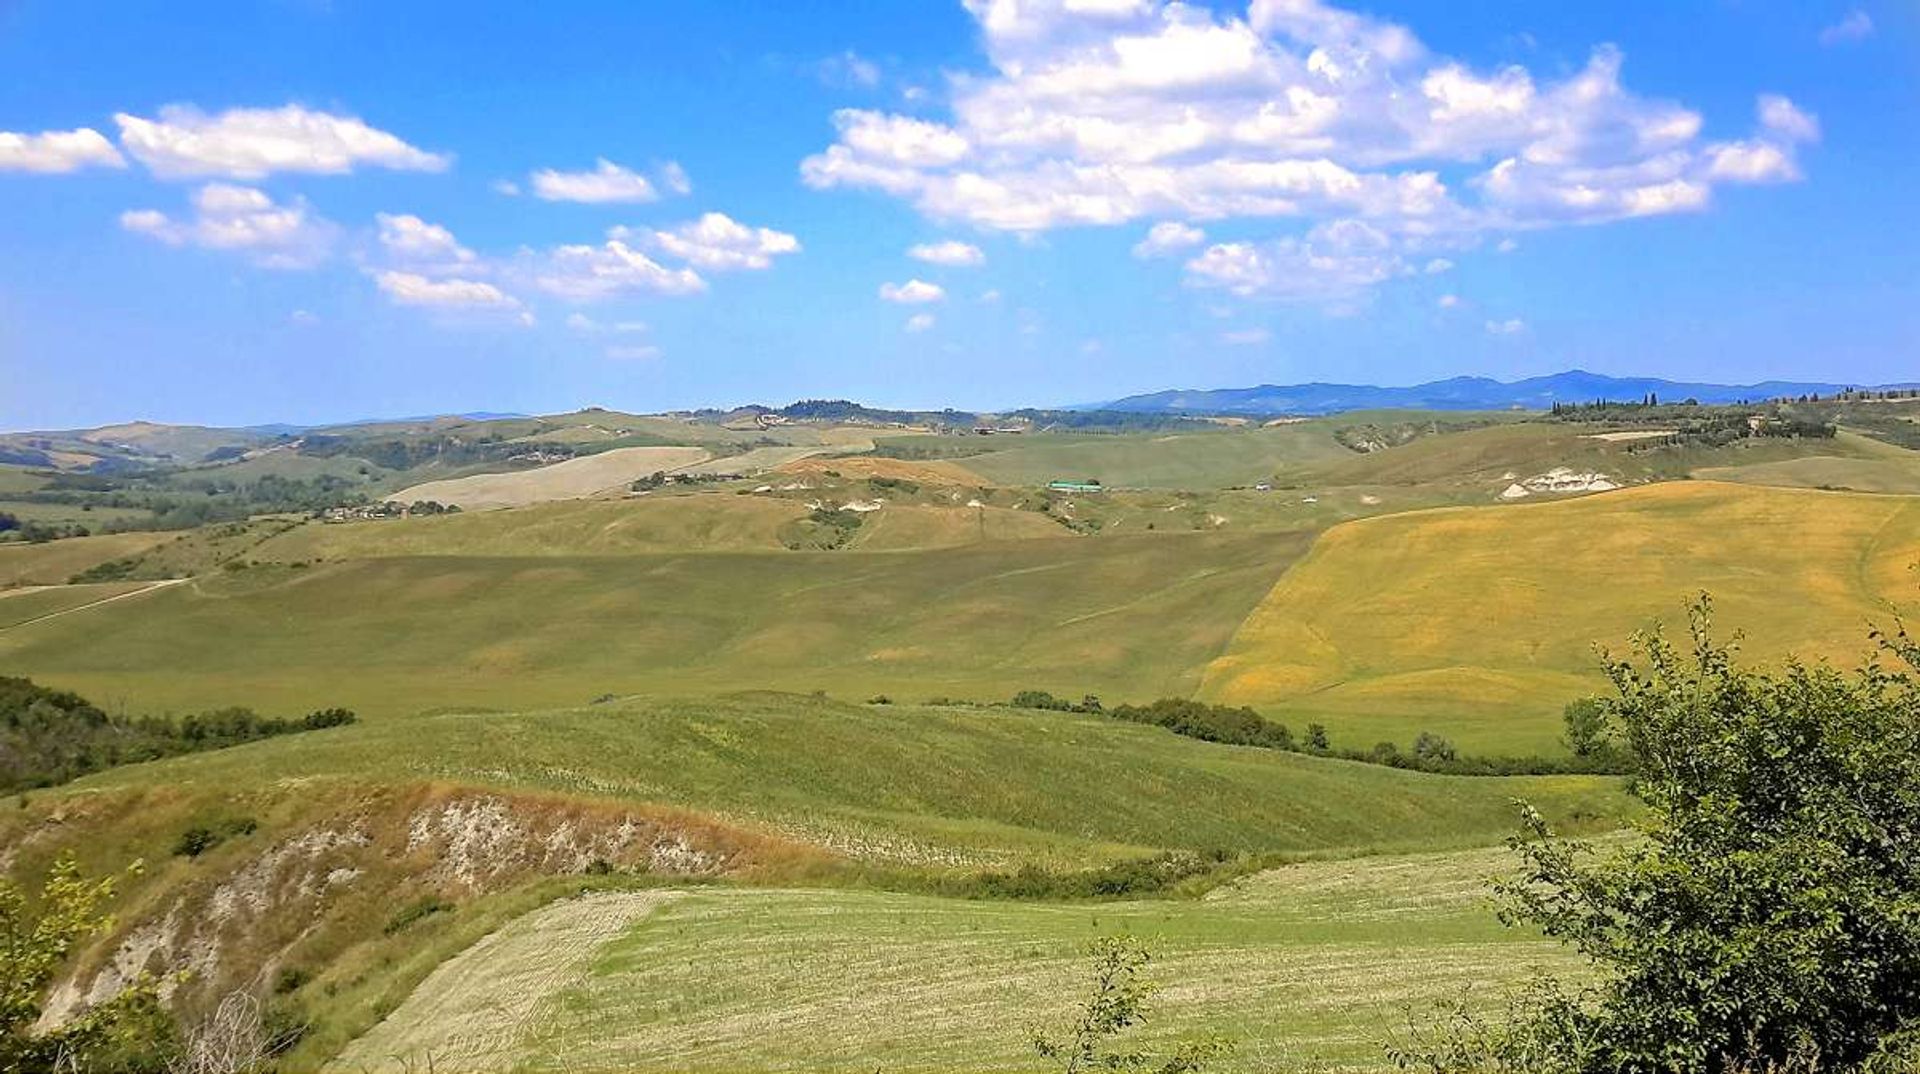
[1582,429,1676,442]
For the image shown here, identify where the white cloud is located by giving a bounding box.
[1183,220,1400,302]
[879,278,946,303]
[905,312,937,332]
[1132,221,1206,257]
[1423,257,1453,274]
[0,128,125,173]
[618,212,800,271]
[1819,9,1873,45]
[290,309,319,325]
[121,183,337,268]
[1485,317,1526,335]
[375,213,477,270]
[908,239,986,266]
[658,161,693,196]
[1437,293,1460,309]
[531,239,707,301]
[818,50,883,88]
[801,0,1818,301]
[980,288,1004,303]
[1496,238,1519,253]
[1221,327,1271,345]
[566,312,649,334]
[1706,141,1798,184]
[491,179,522,196]
[531,159,661,204]
[1757,95,1820,144]
[375,270,521,310]
[114,104,448,179]
[605,344,662,361]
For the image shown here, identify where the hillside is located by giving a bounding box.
[1102,370,1917,416]
[0,531,1309,718]
[1201,481,1920,752]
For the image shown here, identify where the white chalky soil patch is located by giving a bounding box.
[332,891,681,1072]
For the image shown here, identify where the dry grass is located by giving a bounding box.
[391,446,712,509]
[1202,481,1920,752]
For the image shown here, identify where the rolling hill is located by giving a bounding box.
[1201,481,1920,752]
[1101,370,1916,416]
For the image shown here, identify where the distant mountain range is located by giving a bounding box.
[1097,370,1912,416]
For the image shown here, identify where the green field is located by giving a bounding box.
[69,694,1629,867]
[1203,481,1920,752]
[0,531,1310,718]
[915,423,1359,489]
[336,844,1581,1073]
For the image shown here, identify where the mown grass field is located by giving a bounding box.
[1203,480,1920,753]
[335,843,1579,1073]
[0,531,1310,719]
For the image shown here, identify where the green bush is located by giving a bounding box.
[1400,598,1920,1072]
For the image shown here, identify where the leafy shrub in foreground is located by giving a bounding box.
[1398,598,1920,1073]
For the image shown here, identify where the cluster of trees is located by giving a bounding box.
[1004,691,1626,777]
[0,512,92,543]
[1548,400,1837,448]
[11,471,378,536]
[0,676,355,792]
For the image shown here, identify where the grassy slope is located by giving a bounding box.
[0,531,1309,718]
[1298,421,1889,490]
[1694,434,1920,493]
[255,495,815,558]
[1203,481,1920,753]
[390,446,714,509]
[71,695,1629,867]
[336,844,1579,1073]
[955,424,1358,488]
[0,531,174,586]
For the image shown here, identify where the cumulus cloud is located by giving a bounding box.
[531,159,664,203]
[531,239,707,301]
[1132,221,1206,257]
[1758,95,1821,144]
[0,128,125,173]
[1485,317,1526,335]
[908,239,986,266]
[1424,257,1453,274]
[114,105,448,179]
[802,0,1820,301]
[1437,293,1460,309]
[906,312,937,332]
[879,278,946,303]
[616,212,800,271]
[375,271,521,309]
[121,183,337,268]
[375,213,477,271]
[1184,220,1401,301]
[1819,9,1873,46]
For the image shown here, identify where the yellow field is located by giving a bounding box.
[1202,481,1920,752]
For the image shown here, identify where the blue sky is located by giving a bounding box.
[1,1,1914,429]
